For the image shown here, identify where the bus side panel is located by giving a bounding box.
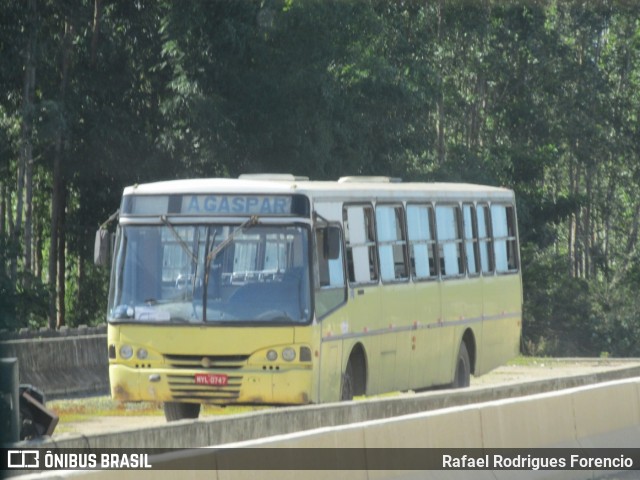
[441,277,483,384]
[343,285,381,395]
[318,339,342,403]
[293,325,319,403]
[477,273,522,375]
[317,286,382,401]
[317,301,350,403]
[408,281,442,390]
[379,284,409,391]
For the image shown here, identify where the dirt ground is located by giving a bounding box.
[50,358,640,438]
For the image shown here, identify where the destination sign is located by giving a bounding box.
[122,194,309,217]
[181,195,292,215]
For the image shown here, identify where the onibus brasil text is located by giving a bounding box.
[31,451,152,470]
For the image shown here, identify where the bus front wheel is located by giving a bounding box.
[452,342,471,388]
[164,401,201,421]
[341,346,366,401]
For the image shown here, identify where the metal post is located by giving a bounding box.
[0,358,20,444]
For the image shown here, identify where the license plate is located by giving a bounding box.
[194,373,228,386]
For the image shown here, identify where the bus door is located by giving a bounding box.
[342,204,383,395]
[314,223,349,403]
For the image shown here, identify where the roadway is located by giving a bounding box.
[8,359,640,480]
[48,358,640,438]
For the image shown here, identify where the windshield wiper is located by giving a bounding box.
[160,216,197,264]
[206,215,259,265]
[161,216,203,303]
[202,216,259,322]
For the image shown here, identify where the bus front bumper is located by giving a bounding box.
[109,364,313,405]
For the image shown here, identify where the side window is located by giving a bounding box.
[375,205,409,282]
[435,205,464,277]
[343,205,378,284]
[406,204,437,279]
[462,203,480,276]
[491,204,519,273]
[477,204,493,274]
[314,226,346,318]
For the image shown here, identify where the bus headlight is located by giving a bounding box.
[137,348,148,360]
[119,345,133,359]
[282,348,296,362]
[266,350,278,361]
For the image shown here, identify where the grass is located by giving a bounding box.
[48,356,614,432]
[47,397,163,432]
[49,396,162,417]
[506,355,557,367]
[48,395,270,431]
[507,355,625,367]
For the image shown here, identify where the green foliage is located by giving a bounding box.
[1,0,640,356]
[65,261,109,328]
[0,234,48,331]
[523,243,640,357]
[0,239,19,330]
[522,247,594,356]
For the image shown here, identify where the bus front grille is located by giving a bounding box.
[164,354,249,370]
[167,373,242,401]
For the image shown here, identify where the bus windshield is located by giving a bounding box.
[108,223,311,324]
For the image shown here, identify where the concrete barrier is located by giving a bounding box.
[572,380,640,448]
[479,392,579,449]
[13,377,640,480]
[14,363,640,450]
[177,378,640,479]
[0,334,109,399]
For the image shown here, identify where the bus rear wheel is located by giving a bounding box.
[163,401,201,421]
[452,342,471,388]
[341,362,355,401]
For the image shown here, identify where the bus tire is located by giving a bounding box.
[452,342,471,388]
[163,401,201,421]
[341,361,355,401]
[341,346,366,401]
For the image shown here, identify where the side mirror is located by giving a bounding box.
[94,228,110,266]
[324,226,341,260]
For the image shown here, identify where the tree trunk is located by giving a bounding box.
[78,254,84,321]
[35,212,43,279]
[57,187,66,328]
[48,19,73,329]
[48,145,61,329]
[25,145,34,281]
[0,182,5,237]
[91,0,102,65]
[568,160,575,276]
[16,0,37,282]
[435,0,446,166]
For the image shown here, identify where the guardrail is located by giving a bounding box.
[0,324,106,341]
[0,333,108,399]
[17,363,640,450]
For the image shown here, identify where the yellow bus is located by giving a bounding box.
[96,174,522,421]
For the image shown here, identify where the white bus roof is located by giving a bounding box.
[123,176,515,202]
